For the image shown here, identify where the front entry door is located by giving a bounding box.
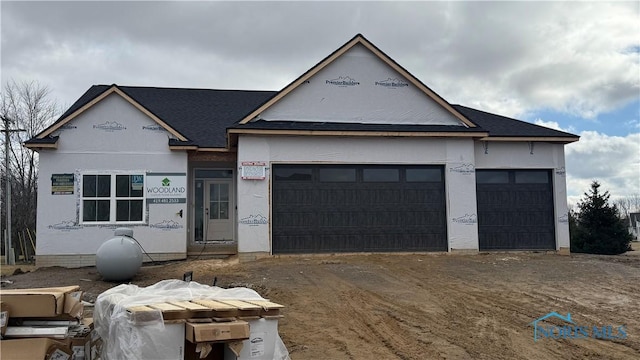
[205,180,234,241]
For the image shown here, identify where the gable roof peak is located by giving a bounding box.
[238,33,475,127]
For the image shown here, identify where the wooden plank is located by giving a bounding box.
[191,299,238,318]
[212,317,238,322]
[217,300,262,317]
[262,315,285,320]
[187,318,214,323]
[171,301,211,312]
[147,302,189,320]
[126,305,162,324]
[244,300,285,316]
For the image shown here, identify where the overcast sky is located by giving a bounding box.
[2,1,639,206]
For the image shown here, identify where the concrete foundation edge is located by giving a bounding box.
[238,252,271,262]
[36,252,186,268]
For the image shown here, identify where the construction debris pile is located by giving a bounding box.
[1,285,97,359]
[1,280,288,360]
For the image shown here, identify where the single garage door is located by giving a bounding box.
[476,169,555,250]
[272,165,447,254]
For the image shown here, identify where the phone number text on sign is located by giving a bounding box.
[241,162,266,180]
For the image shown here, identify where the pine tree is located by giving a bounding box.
[570,181,632,254]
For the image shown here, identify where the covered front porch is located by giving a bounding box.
[187,151,239,256]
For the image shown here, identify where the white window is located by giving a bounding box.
[81,173,145,224]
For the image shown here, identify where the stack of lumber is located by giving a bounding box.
[94,280,286,360]
[127,298,284,322]
[0,285,100,360]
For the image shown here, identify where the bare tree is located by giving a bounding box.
[1,80,59,260]
[615,194,640,220]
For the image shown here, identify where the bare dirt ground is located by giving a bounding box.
[2,246,640,360]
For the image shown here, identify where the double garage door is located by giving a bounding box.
[271,165,555,253]
[272,165,447,254]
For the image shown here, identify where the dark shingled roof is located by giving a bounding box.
[23,136,59,145]
[453,105,579,139]
[31,85,578,149]
[44,85,277,148]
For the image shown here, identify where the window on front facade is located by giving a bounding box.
[82,174,144,223]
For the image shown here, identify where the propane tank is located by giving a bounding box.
[96,228,143,281]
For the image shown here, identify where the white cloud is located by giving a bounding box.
[533,119,576,133]
[2,1,638,121]
[566,131,640,206]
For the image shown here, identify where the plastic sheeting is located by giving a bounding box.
[94,279,290,360]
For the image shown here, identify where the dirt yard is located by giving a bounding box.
[2,248,640,359]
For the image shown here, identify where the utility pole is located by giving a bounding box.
[1,115,25,265]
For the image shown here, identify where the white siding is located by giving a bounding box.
[236,135,479,254]
[260,44,465,126]
[36,94,188,262]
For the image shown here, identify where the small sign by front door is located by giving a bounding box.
[51,173,74,195]
[241,162,266,180]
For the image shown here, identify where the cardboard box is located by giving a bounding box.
[224,318,278,360]
[101,322,184,360]
[68,332,92,360]
[185,321,250,343]
[0,286,83,318]
[62,321,93,360]
[0,338,73,360]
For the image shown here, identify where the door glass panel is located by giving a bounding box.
[210,202,219,220]
[363,168,399,182]
[220,184,229,201]
[476,171,509,184]
[209,183,230,220]
[515,171,549,184]
[205,181,233,240]
[274,167,313,181]
[319,168,356,182]
[220,201,229,219]
[406,168,442,182]
[212,184,219,201]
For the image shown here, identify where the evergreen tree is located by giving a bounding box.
[570,181,632,254]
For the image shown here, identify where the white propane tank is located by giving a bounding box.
[96,228,143,281]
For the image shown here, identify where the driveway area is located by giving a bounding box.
[2,248,640,359]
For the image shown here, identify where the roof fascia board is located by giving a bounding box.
[479,136,579,143]
[168,145,198,151]
[38,86,188,141]
[193,147,235,152]
[39,86,118,138]
[23,142,58,150]
[228,128,488,138]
